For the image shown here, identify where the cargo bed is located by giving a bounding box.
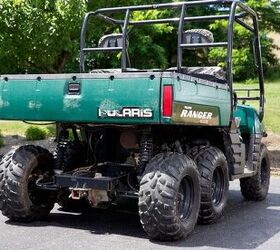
[0,71,231,126]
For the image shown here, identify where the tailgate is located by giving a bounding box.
[0,73,161,124]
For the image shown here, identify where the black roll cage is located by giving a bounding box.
[80,0,265,122]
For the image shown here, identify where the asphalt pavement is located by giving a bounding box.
[1,177,280,250]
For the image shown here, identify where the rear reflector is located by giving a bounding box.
[163,85,173,117]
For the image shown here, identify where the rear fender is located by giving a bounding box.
[234,105,265,135]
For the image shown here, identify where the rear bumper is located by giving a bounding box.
[55,175,115,191]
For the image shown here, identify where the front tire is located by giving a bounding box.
[0,145,56,222]
[139,153,200,241]
[240,144,270,201]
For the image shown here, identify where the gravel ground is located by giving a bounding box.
[263,132,280,172]
[0,135,57,156]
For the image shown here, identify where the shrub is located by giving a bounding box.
[25,126,47,141]
[0,130,4,147]
[265,66,280,82]
[45,125,56,137]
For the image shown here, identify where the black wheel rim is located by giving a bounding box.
[260,158,268,186]
[211,166,224,206]
[177,176,194,220]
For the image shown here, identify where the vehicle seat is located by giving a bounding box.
[173,29,227,84]
[90,68,143,74]
[167,66,226,84]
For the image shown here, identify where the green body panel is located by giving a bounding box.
[234,105,264,134]
[0,74,161,124]
[0,72,231,126]
[161,76,231,126]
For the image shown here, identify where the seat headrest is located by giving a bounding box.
[183,29,214,44]
[98,34,124,48]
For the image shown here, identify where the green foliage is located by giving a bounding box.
[25,126,47,141]
[0,130,4,147]
[45,125,56,137]
[209,0,280,80]
[0,0,87,74]
[244,78,259,85]
[84,0,174,70]
[265,65,280,82]
[0,0,279,80]
[68,130,82,142]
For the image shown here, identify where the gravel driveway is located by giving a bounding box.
[0,135,57,156]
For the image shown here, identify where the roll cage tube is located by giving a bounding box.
[80,0,265,122]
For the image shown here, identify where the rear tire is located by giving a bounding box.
[240,144,270,201]
[0,145,56,222]
[195,147,229,224]
[0,152,13,210]
[139,153,200,241]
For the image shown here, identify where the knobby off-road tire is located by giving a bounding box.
[0,145,56,222]
[195,147,229,225]
[0,164,3,210]
[139,153,201,241]
[189,145,208,161]
[0,152,14,210]
[240,144,270,201]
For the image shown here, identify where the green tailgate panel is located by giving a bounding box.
[0,75,161,124]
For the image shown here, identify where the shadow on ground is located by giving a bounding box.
[5,188,280,249]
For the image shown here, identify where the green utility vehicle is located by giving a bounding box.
[0,0,270,241]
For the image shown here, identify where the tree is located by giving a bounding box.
[0,0,279,80]
[0,0,87,74]
[208,0,280,80]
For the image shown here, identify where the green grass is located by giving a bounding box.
[0,121,56,137]
[0,80,279,136]
[234,80,280,134]
[263,82,280,134]
[0,121,31,135]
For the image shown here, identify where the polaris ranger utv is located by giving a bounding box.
[0,0,270,241]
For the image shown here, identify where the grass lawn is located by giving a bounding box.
[0,80,279,136]
[0,121,33,135]
[262,81,280,134]
[0,121,55,137]
[234,80,280,134]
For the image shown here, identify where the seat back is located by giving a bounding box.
[183,29,214,45]
[98,34,124,48]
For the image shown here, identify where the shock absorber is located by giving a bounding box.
[54,129,69,170]
[139,132,153,175]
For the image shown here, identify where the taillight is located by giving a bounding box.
[163,85,173,117]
